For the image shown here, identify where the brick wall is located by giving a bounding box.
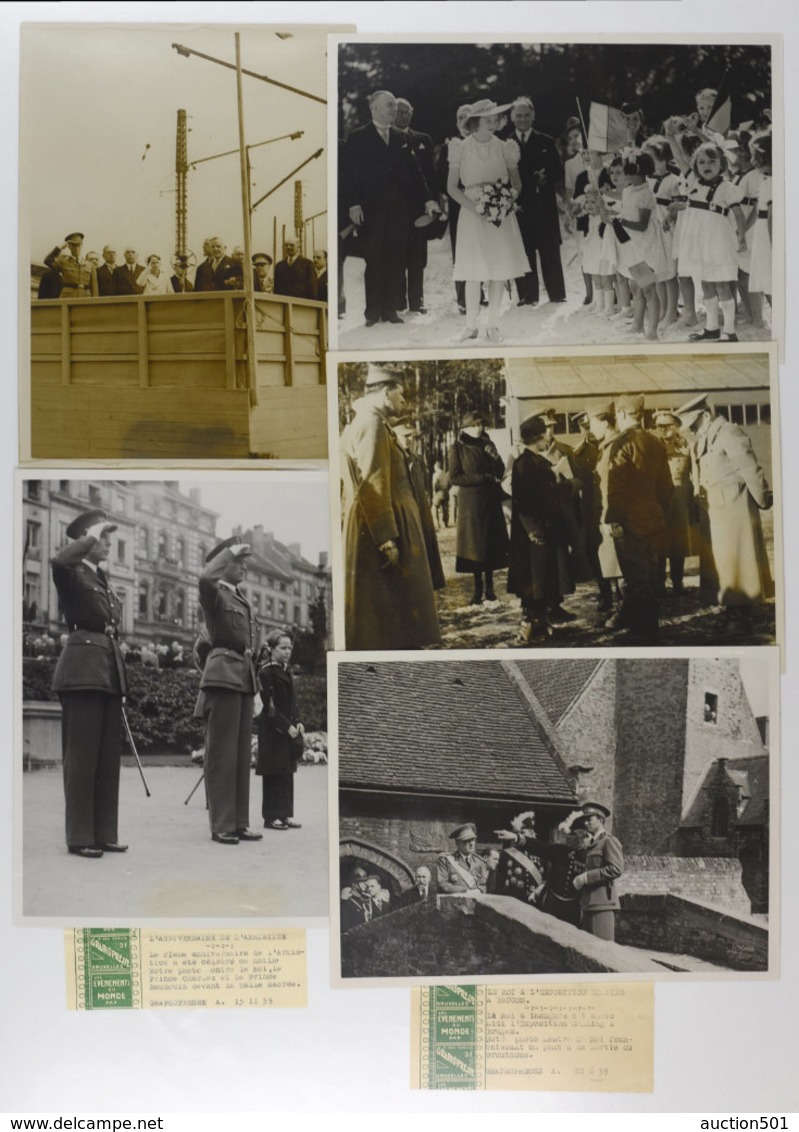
[614,659,689,854]
[340,894,663,979]
[683,659,765,813]
[555,660,617,816]
[617,893,768,971]
[620,855,752,916]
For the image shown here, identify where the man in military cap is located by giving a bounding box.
[602,393,673,642]
[50,510,128,858]
[58,232,98,298]
[340,364,441,650]
[252,252,274,293]
[676,393,773,632]
[571,803,624,941]
[436,823,490,894]
[197,538,263,845]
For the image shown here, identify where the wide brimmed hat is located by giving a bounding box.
[66,509,117,539]
[449,822,477,842]
[205,537,252,564]
[675,393,711,428]
[466,99,514,119]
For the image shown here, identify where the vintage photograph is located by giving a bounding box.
[332,37,777,352]
[22,23,335,461]
[17,470,331,921]
[330,648,778,983]
[329,347,780,652]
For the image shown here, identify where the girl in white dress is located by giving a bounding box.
[598,157,633,320]
[679,142,747,342]
[746,134,772,323]
[616,152,670,340]
[642,136,680,326]
[447,98,531,342]
[727,130,763,326]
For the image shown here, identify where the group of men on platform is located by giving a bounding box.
[340,803,623,943]
[37,231,328,302]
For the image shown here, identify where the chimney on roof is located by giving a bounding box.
[318,551,329,569]
[250,525,265,554]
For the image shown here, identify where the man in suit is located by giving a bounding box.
[96,246,117,296]
[274,239,317,300]
[571,803,624,941]
[193,237,216,292]
[198,538,263,845]
[508,98,566,305]
[112,247,145,295]
[602,394,673,642]
[395,98,437,314]
[170,255,194,293]
[342,89,439,326]
[312,250,328,303]
[401,865,434,907]
[206,238,238,292]
[219,245,245,290]
[50,509,129,858]
[436,823,490,894]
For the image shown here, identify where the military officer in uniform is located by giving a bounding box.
[436,823,490,894]
[50,510,128,858]
[198,538,263,845]
[58,231,98,298]
[571,802,624,941]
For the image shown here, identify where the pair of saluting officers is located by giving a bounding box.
[50,510,128,858]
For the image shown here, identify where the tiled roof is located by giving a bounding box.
[338,660,576,803]
[512,659,604,724]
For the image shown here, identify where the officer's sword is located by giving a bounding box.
[121,707,151,797]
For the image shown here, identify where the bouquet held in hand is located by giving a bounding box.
[474,179,519,227]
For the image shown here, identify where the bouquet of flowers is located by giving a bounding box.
[474,179,519,227]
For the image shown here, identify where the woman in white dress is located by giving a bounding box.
[447,98,531,342]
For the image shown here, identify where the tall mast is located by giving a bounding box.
[175,108,188,256]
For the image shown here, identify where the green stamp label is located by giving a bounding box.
[425,985,484,1090]
[75,928,141,1010]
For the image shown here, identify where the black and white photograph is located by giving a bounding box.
[330,647,779,984]
[21,23,337,462]
[16,470,331,922]
[329,346,780,653]
[332,37,778,353]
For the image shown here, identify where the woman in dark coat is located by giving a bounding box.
[507,414,571,641]
[448,410,509,607]
[257,630,305,831]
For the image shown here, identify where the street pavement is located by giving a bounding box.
[433,521,777,649]
[22,764,329,921]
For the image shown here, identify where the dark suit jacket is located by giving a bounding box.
[315,269,328,303]
[198,550,258,694]
[400,884,432,908]
[37,270,63,299]
[50,537,127,696]
[95,263,116,297]
[213,256,241,290]
[194,258,215,292]
[112,263,145,295]
[509,127,562,234]
[256,661,302,776]
[170,274,194,293]
[274,256,318,300]
[579,831,624,913]
[404,127,437,195]
[342,122,433,220]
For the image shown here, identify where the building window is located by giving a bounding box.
[26,480,42,501]
[278,601,287,619]
[711,797,729,838]
[175,590,185,626]
[704,692,719,725]
[158,530,168,558]
[139,527,149,557]
[117,538,126,564]
[266,597,274,616]
[58,521,69,548]
[252,593,261,615]
[293,605,302,625]
[58,480,69,493]
[198,544,208,569]
[176,537,186,568]
[138,581,149,619]
[88,484,102,507]
[25,520,41,550]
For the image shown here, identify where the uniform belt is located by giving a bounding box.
[71,622,119,639]
[741,196,756,206]
[210,645,253,658]
[655,196,672,206]
[688,200,730,216]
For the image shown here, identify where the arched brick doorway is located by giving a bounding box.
[339,838,415,900]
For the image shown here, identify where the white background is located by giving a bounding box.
[2,0,798,1118]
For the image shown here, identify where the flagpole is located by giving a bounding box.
[235,32,258,409]
[575,98,599,191]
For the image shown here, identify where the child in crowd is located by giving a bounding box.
[747,133,772,324]
[642,136,680,326]
[599,156,633,320]
[617,151,669,340]
[727,129,762,326]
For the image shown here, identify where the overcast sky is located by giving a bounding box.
[179,474,330,566]
[21,23,329,265]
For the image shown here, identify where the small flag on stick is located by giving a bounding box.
[705,73,732,137]
[587,102,629,153]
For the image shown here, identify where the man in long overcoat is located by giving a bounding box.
[676,394,773,630]
[507,414,570,641]
[340,365,440,650]
[603,394,673,641]
[198,539,263,845]
[571,803,624,941]
[50,509,129,858]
